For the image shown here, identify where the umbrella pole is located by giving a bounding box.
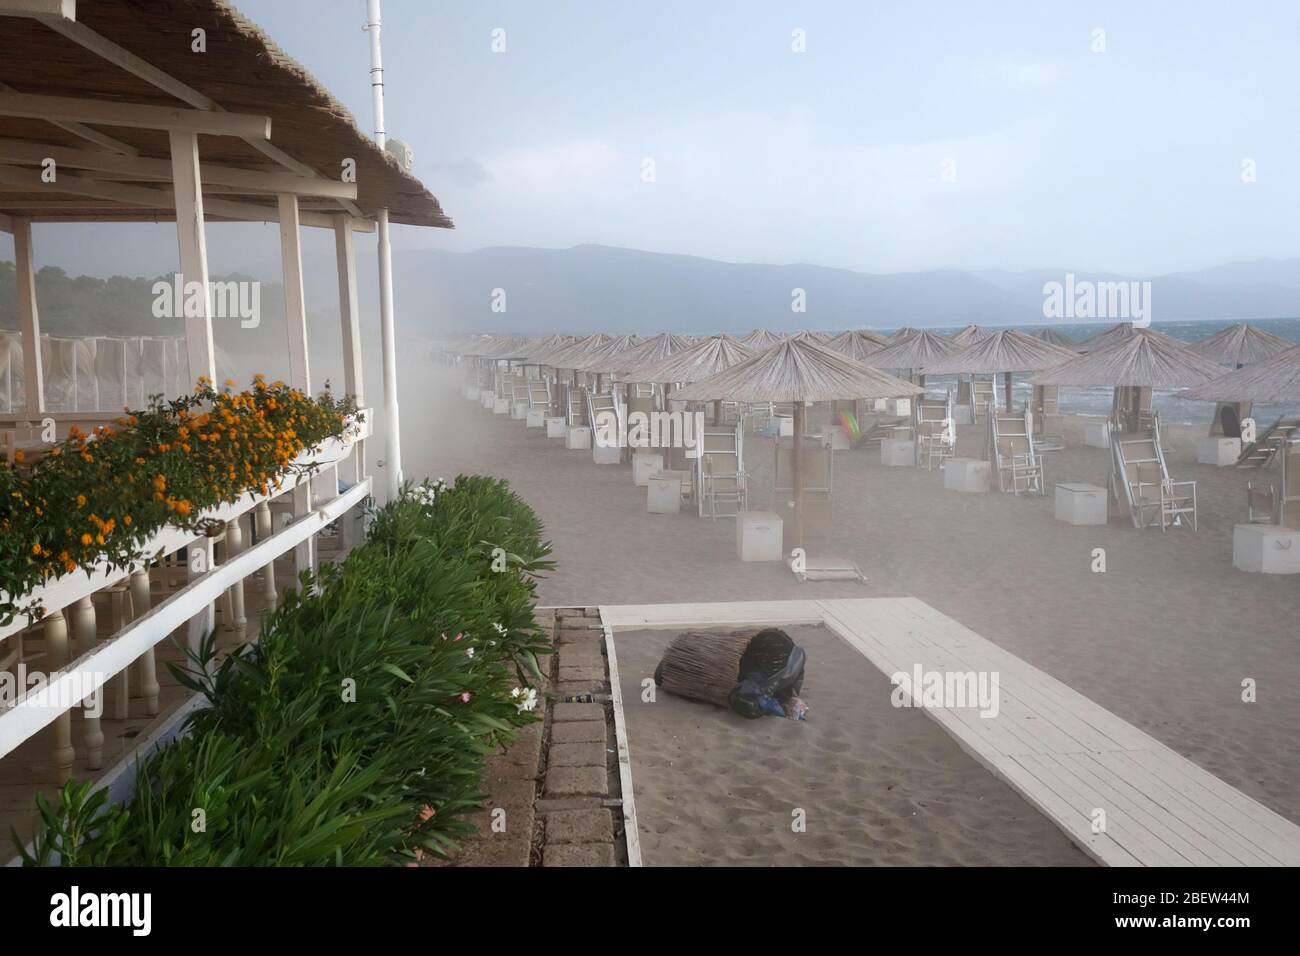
[792,401,805,554]
[1004,371,1013,412]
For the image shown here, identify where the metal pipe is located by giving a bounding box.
[366,0,402,500]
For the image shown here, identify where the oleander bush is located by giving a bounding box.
[16,475,554,866]
[0,376,358,628]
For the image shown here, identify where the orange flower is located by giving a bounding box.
[80,533,93,546]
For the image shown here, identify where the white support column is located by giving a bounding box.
[279,192,315,577]
[334,215,366,489]
[377,207,402,502]
[13,216,44,414]
[168,129,216,649]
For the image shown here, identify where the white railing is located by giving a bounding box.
[0,409,373,768]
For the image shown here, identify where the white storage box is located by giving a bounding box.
[565,426,591,450]
[632,451,665,486]
[493,398,510,414]
[647,471,685,514]
[1197,437,1240,467]
[880,438,916,467]
[736,510,784,562]
[1084,420,1110,448]
[943,457,991,493]
[821,428,849,451]
[1233,524,1300,574]
[1054,482,1108,525]
[887,398,912,417]
[777,416,794,437]
[526,409,545,427]
[592,442,621,464]
[511,402,528,420]
[546,417,567,438]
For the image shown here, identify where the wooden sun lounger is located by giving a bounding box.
[1110,416,1197,531]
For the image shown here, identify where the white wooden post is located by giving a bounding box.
[334,215,366,482]
[168,129,216,651]
[69,595,103,770]
[13,216,44,414]
[128,568,159,716]
[42,610,74,783]
[278,193,315,577]
[335,215,366,548]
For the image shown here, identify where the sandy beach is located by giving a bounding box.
[405,362,1300,844]
[614,624,1090,866]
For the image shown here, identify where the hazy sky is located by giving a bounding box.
[7,0,1300,278]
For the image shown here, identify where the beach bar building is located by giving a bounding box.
[0,0,449,843]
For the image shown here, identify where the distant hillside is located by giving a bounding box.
[391,245,1300,336]
[5,248,1299,344]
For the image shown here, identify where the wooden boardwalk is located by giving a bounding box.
[600,598,1300,867]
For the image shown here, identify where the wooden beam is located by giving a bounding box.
[0,91,271,139]
[0,140,357,198]
[0,164,362,229]
[0,0,75,19]
[0,82,138,156]
[12,216,44,413]
[0,210,12,232]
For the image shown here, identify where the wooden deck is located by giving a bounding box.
[600,598,1300,867]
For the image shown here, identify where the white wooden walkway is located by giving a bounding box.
[600,598,1300,867]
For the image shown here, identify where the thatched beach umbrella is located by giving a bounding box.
[862,329,962,385]
[627,334,753,385]
[673,338,922,548]
[1077,322,1183,354]
[824,329,889,362]
[741,329,782,350]
[532,333,612,386]
[948,324,992,346]
[1031,329,1226,431]
[921,329,1077,410]
[886,326,923,343]
[1189,323,1294,368]
[1179,343,1300,404]
[1029,327,1080,350]
[597,332,693,375]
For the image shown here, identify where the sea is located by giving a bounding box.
[889,318,1300,425]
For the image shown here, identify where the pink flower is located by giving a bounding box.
[419,805,436,822]
[453,633,463,642]
[459,692,471,703]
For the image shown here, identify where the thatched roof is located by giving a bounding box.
[824,329,889,363]
[1077,322,1184,353]
[740,329,783,349]
[598,332,692,373]
[1028,328,1080,349]
[863,329,961,370]
[790,330,830,342]
[531,333,610,367]
[458,335,517,358]
[886,326,924,342]
[569,334,642,371]
[625,335,753,383]
[921,329,1079,375]
[1188,323,1295,366]
[0,0,449,227]
[672,338,923,403]
[1179,344,1300,404]
[1031,329,1227,388]
[948,324,992,345]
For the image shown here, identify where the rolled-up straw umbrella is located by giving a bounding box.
[921,329,1077,411]
[672,338,922,549]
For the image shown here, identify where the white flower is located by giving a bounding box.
[466,647,475,659]
[492,622,508,637]
[511,686,538,713]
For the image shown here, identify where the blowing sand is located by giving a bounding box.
[404,362,1300,843]
[615,625,1090,866]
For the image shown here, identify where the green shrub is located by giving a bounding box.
[16,475,555,866]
